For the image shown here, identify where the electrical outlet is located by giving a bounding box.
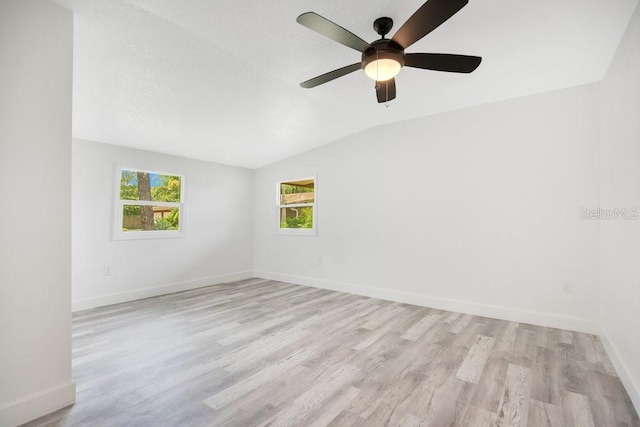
[317,257,323,266]
[103,266,112,276]
[562,282,573,294]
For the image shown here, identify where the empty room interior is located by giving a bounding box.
[2,0,640,425]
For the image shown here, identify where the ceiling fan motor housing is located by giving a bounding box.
[361,39,405,72]
[373,17,394,37]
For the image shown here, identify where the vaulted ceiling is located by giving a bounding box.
[52,0,638,168]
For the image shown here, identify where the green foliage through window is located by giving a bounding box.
[278,178,315,231]
[280,207,313,229]
[120,171,181,202]
[119,169,183,233]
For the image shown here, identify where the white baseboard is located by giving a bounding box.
[0,380,75,427]
[598,325,640,414]
[72,271,253,312]
[253,270,600,334]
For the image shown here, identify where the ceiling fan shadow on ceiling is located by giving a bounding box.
[297,0,482,104]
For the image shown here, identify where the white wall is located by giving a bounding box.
[72,139,254,310]
[600,3,640,411]
[254,84,602,333]
[0,0,75,425]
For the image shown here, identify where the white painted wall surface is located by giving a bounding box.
[72,139,254,310]
[600,3,640,411]
[254,84,602,333]
[0,0,75,425]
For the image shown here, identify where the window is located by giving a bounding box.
[115,168,185,239]
[277,177,316,235]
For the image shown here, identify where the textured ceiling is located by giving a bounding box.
[51,0,638,169]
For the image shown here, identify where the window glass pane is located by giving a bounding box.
[280,179,314,205]
[120,170,181,202]
[279,207,313,229]
[122,205,180,232]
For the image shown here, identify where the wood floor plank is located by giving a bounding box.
[326,410,366,426]
[397,413,428,426]
[556,343,587,395]
[441,311,461,324]
[530,346,561,405]
[559,329,574,345]
[498,322,519,352]
[450,314,473,334]
[562,391,596,427]
[223,325,311,372]
[258,364,361,426]
[528,399,564,427]
[216,315,295,345]
[22,279,640,427]
[461,406,497,426]
[470,356,510,413]
[456,335,496,383]
[361,304,404,330]
[401,312,441,341]
[496,363,532,427]
[586,369,640,426]
[350,328,386,352]
[305,386,360,427]
[203,348,314,410]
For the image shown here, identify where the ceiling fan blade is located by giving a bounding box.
[405,53,481,73]
[376,78,396,103]
[300,63,362,89]
[392,0,468,49]
[297,12,371,53]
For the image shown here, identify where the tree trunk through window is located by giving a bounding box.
[137,172,154,230]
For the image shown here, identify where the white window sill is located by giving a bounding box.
[276,228,317,237]
[113,230,185,241]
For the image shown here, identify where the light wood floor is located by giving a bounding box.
[24,278,639,426]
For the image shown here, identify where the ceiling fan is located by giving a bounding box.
[297,0,481,104]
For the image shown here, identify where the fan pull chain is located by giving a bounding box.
[374,50,381,91]
[386,80,390,107]
[375,50,390,107]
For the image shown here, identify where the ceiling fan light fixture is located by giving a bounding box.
[364,58,402,81]
[361,41,405,82]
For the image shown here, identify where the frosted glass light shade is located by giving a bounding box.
[364,58,401,81]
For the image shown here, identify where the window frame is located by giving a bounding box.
[113,166,186,241]
[276,176,317,236]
